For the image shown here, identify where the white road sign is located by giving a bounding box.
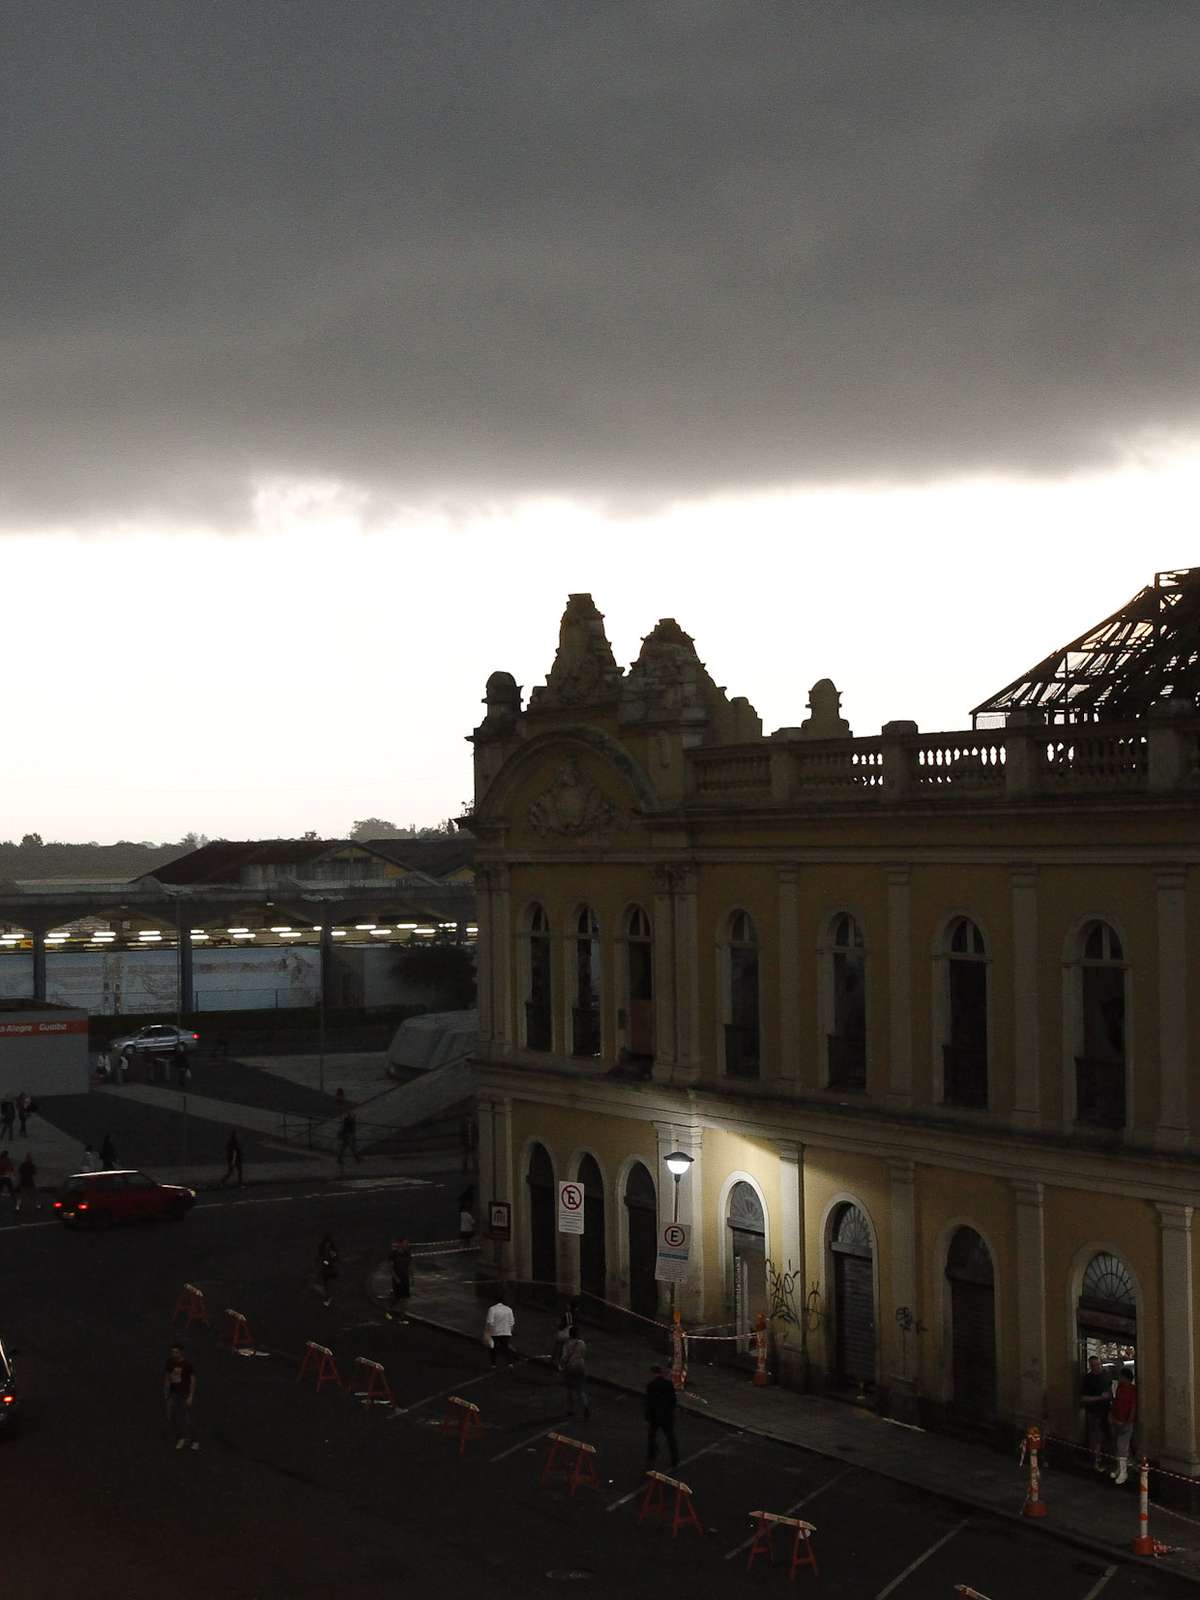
[558,1180,585,1234]
[655,1221,692,1282]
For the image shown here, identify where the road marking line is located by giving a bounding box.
[0,1219,56,1232]
[873,1516,971,1599]
[723,1464,855,1560]
[1079,1565,1117,1600]
[605,1432,742,1512]
[390,1370,495,1417]
[489,1422,562,1463]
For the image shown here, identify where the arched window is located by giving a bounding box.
[624,906,655,1061]
[726,1180,767,1342]
[524,904,553,1052]
[572,907,601,1057]
[725,911,760,1078]
[1076,921,1126,1129]
[624,1161,658,1318]
[827,914,866,1090]
[1078,1250,1137,1370]
[943,917,988,1109]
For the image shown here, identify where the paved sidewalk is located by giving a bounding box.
[374,1251,1200,1585]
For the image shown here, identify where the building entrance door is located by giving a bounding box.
[830,1203,875,1389]
[946,1227,996,1421]
[624,1162,658,1320]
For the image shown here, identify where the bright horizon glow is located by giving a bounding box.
[4,441,1199,843]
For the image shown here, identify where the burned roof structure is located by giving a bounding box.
[973,567,1200,727]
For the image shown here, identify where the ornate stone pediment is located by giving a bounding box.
[527,755,620,843]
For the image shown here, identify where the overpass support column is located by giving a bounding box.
[31,926,47,1002]
[176,903,194,1021]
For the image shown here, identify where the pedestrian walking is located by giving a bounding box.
[220,1130,243,1187]
[551,1300,580,1368]
[1081,1354,1112,1470]
[645,1364,679,1470]
[386,1237,412,1321]
[484,1293,516,1366]
[562,1327,590,1421]
[16,1153,37,1216]
[163,1343,199,1451]
[336,1113,360,1167]
[17,1092,32,1136]
[1109,1365,1137,1485]
[95,1048,111,1082]
[317,1234,339,1307]
[79,1145,101,1173]
[100,1133,116,1170]
[459,1205,476,1245]
[0,1150,14,1201]
[0,1099,13,1141]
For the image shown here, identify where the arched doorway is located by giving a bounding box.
[726,1181,768,1345]
[1077,1251,1137,1379]
[526,1143,557,1294]
[624,1161,658,1319]
[946,1226,996,1420]
[578,1154,606,1303]
[830,1202,875,1389]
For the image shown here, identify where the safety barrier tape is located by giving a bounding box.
[1037,1429,1200,1491]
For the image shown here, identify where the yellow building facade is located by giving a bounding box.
[468,591,1200,1473]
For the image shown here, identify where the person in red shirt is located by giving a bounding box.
[1109,1365,1137,1484]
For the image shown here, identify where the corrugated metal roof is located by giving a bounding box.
[362,838,475,878]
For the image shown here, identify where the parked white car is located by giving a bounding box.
[109,1024,200,1059]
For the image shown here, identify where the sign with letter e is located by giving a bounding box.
[557,1181,585,1234]
[655,1222,692,1282]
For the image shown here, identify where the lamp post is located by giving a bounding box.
[664,1149,694,1322]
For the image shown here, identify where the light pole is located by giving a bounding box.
[664,1149,694,1322]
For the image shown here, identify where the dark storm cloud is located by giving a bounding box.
[4,0,1198,525]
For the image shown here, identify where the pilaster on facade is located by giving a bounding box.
[885,868,913,1110]
[651,865,678,1080]
[477,1092,515,1280]
[1156,868,1190,1150]
[1009,866,1040,1129]
[777,867,800,1087]
[1156,1202,1199,1475]
[656,864,701,1085]
[654,1120,705,1321]
[1012,1179,1047,1427]
[886,1158,919,1418]
[474,866,496,1043]
[491,866,513,1050]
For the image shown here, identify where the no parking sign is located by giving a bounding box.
[557,1181,585,1234]
[655,1222,692,1282]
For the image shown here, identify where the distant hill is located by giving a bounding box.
[0,840,188,883]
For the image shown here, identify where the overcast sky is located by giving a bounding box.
[4,2,1198,843]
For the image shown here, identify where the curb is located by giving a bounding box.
[367,1278,1200,1586]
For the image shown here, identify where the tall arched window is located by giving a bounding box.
[1077,1250,1137,1370]
[1076,921,1126,1129]
[725,911,760,1078]
[572,906,601,1057]
[624,906,655,1062]
[943,917,988,1109]
[827,914,866,1090]
[524,904,553,1052]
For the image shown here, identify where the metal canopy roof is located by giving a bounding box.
[973,568,1200,726]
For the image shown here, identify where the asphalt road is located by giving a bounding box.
[0,1176,1189,1600]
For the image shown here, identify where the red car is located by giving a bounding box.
[53,1169,197,1229]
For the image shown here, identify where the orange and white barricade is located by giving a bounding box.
[353,1356,394,1408]
[670,1312,688,1391]
[1131,1458,1166,1557]
[173,1283,209,1330]
[297,1341,343,1392]
[540,1432,600,1497]
[637,1470,703,1538]
[753,1312,770,1387]
[1018,1425,1047,1518]
[441,1394,485,1455]
[222,1308,254,1352]
[746,1511,818,1578]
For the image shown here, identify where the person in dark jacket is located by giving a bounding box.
[387,1238,412,1320]
[221,1130,243,1187]
[317,1234,339,1308]
[644,1364,679,1469]
[100,1132,117,1170]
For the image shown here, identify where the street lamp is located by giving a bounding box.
[664,1150,694,1323]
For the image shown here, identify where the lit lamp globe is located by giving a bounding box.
[665,1151,693,1179]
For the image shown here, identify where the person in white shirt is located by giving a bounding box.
[484,1295,516,1366]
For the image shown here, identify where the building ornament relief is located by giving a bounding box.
[527,756,620,842]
